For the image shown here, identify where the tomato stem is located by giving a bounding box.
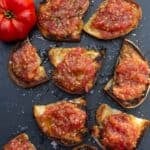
[4,10,14,19]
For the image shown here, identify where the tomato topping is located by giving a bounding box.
[40,102,86,137]
[4,134,35,150]
[10,42,41,83]
[101,113,140,150]
[92,0,136,32]
[113,55,150,101]
[54,48,97,93]
[38,0,89,39]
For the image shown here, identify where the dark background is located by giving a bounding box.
[0,0,150,149]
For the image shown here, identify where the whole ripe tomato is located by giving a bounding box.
[0,0,36,42]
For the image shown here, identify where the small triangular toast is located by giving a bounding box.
[33,98,87,146]
[92,104,150,150]
[84,0,142,39]
[49,47,104,94]
[3,133,36,150]
[8,39,48,88]
[104,39,150,108]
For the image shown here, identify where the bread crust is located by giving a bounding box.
[84,0,142,40]
[8,39,48,88]
[33,97,87,146]
[104,39,150,108]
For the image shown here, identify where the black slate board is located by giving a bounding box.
[0,0,150,149]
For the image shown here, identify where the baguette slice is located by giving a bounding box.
[104,39,150,108]
[38,0,89,41]
[73,144,98,150]
[8,39,48,88]
[49,47,104,94]
[92,104,150,150]
[3,133,36,150]
[84,0,142,40]
[33,98,87,146]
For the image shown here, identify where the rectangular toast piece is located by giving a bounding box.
[84,0,142,40]
[38,0,89,41]
[8,39,48,88]
[33,98,87,146]
[104,39,150,108]
[48,47,103,94]
[92,104,150,150]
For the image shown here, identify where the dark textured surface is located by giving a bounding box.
[0,0,150,149]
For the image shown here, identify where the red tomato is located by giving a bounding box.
[0,0,36,42]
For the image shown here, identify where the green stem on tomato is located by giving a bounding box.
[4,10,14,19]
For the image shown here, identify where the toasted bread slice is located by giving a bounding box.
[49,47,104,94]
[33,98,87,146]
[92,104,150,150]
[8,39,48,88]
[104,39,150,108]
[73,144,98,150]
[3,133,36,150]
[38,0,89,41]
[84,0,142,40]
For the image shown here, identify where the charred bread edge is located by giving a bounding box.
[3,133,36,150]
[49,48,105,94]
[38,23,82,42]
[37,0,89,41]
[8,39,48,88]
[83,0,142,40]
[94,104,150,150]
[72,144,98,150]
[104,39,150,108]
[33,97,87,146]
